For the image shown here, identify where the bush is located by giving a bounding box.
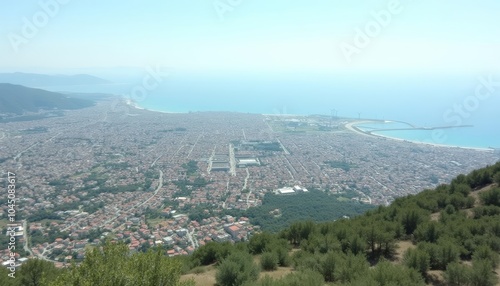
[403,248,430,275]
[285,270,325,286]
[190,266,206,274]
[260,252,278,271]
[481,188,500,207]
[444,262,471,286]
[494,172,500,185]
[248,232,275,254]
[418,240,459,270]
[274,246,291,267]
[469,259,498,286]
[351,261,425,286]
[192,242,220,265]
[249,270,324,286]
[320,252,341,282]
[51,243,192,286]
[216,252,259,286]
[472,245,499,268]
[335,253,369,284]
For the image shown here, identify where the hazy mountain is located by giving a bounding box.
[0,83,94,115]
[0,72,110,87]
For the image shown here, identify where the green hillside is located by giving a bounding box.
[1,163,499,286]
[0,83,94,115]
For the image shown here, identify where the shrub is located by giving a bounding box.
[216,252,259,286]
[403,248,430,275]
[260,252,279,271]
[444,262,471,286]
[494,172,500,185]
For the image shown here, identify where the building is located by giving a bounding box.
[224,224,240,239]
[236,157,260,168]
[276,187,295,195]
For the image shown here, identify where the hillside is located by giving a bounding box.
[0,83,94,115]
[0,72,109,87]
[179,162,500,286]
[1,163,499,286]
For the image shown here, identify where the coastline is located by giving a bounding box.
[122,100,494,153]
[125,99,186,114]
[346,120,493,152]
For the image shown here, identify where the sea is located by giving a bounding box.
[39,72,500,150]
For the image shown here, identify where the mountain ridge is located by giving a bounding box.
[0,72,109,87]
[0,83,94,115]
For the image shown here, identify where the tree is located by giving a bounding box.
[336,253,368,284]
[419,239,460,270]
[273,245,291,267]
[414,221,441,243]
[349,235,365,255]
[0,265,18,286]
[472,245,499,269]
[400,208,425,236]
[192,241,221,265]
[216,252,259,286]
[469,259,498,286]
[248,232,275,254]
[50,242,192,286]
[252,270,324,286]
[494,172,500,185]
[19,258,61,286]
[365,225,381,257]
[444,262,471,286]
[320,252,339,282]
[260,252,278,271]
[481,188,500,207]
[351,261,425,286]
[403,248,430,276]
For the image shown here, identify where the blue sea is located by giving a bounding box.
[40,72,500,149]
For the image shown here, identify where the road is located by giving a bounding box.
[187,134,203,159]
[37,246,59,263]
[13,133,61,161]
[136,169,163,208]
[242,168,252,209]
[229,144,236,176]
[64,169,164,232]
[277,139,290,155]
[187,229,198,249]
[207,145,217,174]
[22,220,33,257]
[222,180,230,209]
[13,143,39,161]
[151,154,164,168]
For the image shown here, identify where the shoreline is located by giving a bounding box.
[125,99,186,114]
[124,100,494,153]
[346,120,493,152]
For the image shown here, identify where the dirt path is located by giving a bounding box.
[394,240,416,263]
[181,268,217,286]
[470,184,496,207]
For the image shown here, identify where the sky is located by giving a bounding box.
[0,0,499,74]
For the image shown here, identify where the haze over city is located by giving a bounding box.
[1,0,499,73]
[1,1,500,285]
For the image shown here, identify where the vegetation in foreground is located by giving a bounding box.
[1,162,499,285]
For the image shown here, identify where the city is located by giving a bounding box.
[1,100,498,268]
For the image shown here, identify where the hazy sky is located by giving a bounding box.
[1,0,499,73]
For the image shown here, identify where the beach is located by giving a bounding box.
[345,120,493,152]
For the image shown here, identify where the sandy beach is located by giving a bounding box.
[345,120,492,152]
